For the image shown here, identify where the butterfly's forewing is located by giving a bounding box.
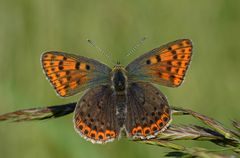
[125,82,171,139]
[74,85,120,144]
[126,39,193,87]
[41,51,111,97]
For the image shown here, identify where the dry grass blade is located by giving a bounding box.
[172,107,239,141]
[0,103,239,157]
[0,103,76,122]
[135,107,240,158]
[232,121,240,132]
[156,125,238,147]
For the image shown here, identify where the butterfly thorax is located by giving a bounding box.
[110,65,128,127]
[111,65,128,94]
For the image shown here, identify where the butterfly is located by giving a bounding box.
[0,39,193,144]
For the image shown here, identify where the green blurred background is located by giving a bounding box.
[0,0,239,158]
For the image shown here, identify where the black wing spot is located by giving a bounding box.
[79,125,83,130]
[75,62,80,69]
[163,116,169,122]
[156,55,161,62]
[166,67,171,71]
[159,122,163,127]
[90,133,95,138]
[84,129,89,135]
[63,56,67,60]
[86,64,90,70]
[146,59,151,65]
[172,50,177,55]
[66,70,70,75]
[59,61,63,66]
[59,66,64,70]
[145,129,150,134]
[151,112,155,116]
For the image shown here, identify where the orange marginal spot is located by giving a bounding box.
[136,126,143,135]
[143,127,151,136]
[110,131,116,138]
[150,124,159,133]
[77,121,85,131]
[131,128,137,135]
[161,113,169,123]
[89,130,97,139]
[97,132,106,140]
[83,126,91,135]
[105,130,112,138]
[156,119,164,128]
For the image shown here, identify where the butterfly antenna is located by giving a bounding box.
[125,36,147,57]
[87,39,115,65]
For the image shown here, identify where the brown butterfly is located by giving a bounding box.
[0,39,193,144]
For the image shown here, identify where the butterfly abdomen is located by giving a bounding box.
[115,94,127,128]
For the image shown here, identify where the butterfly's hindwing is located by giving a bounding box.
[41,51,111,97]
[126,39,193,87]
[74,85,120,144]
[125,82,171,139]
